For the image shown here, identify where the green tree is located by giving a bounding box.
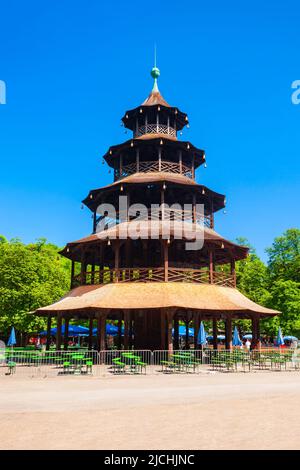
[0,238,71,338]
[266,228,300,282]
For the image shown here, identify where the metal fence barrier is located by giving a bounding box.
[1,348,300,377]
[0,349,99,378]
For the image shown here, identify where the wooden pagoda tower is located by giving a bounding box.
[36,65,278,351]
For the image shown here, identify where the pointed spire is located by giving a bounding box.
[151,44,160,92]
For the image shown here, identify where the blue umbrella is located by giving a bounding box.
[276,327,285,346]
[174,326,194,337]
[232,326,242,346]
[197,322,207,346]
[283,335,298,342]
[39,325,89,336]
[7,327,16,347]
[206,335,225,341]
[92,324,124,336]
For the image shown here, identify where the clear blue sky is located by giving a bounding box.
[0,0,299,261]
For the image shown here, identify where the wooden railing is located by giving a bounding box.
[95,208,213,231]
[114,160,192,180]
[72,267,235,288]
[134,124,176,138]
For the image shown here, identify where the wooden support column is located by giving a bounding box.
[192,154,195,179]
[210,200,215,230]
[163,240,169,282]
[63,317,69,350]
[213,318,218,350]
[97,313,106,351]
[192,193,196,223]
[56,314,62,350]
[136,148,140,172]
[46,315,52,351]
[209,249,214,284]
[158,147,162,171]
[71,261,75,289]
[114,240,120,282]
[179,150,182,174]
[93,211,97,233]
[185,313,190,350]
[80,249,86,285]
[91,264,95,285]
[231,258,236,287]
[119,153,123,178]
[194,313,200,350]
[174,314,179,350]
[225,316,232,350]
[161,186,165,220]
[251,315,261,350]
[167,311,173,353]
[88,317,94,350]
[160,309,166,350]
[124,310,130,350]
[118,312,122,349]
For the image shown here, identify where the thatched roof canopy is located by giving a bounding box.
[35,283,279,318]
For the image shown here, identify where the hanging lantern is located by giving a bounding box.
[120,185,123,192]
[89,194,93,199]
[126,114,129,119]
[158,106,161,111]
[163,183,167,190]
[202,188,205,195]
[160,139,163,145]
[187,143,190,149]
[221,242,224,249]
[109,150,112,155]
[130,141,134,147]
[140,108,143,113]
[107,239,111,246]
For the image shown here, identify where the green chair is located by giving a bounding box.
[86,360,93,375]
[63,361,71,374]
[7,361,16,375]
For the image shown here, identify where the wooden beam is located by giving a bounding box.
[88,317,93,350]
[46,315,52,351]
[163,240,168,281]
[118,312,122,349]
[231,258,236,287]
[225,316,232,350]
[167,311,173,353]
[209,249,214,284]
[194,313,200,350]
[174,314,179,350]
[124,310,130,350]
[63,317,69,350]
[56,314,62,351]
[212,318,218,350]
[160,309,166,350]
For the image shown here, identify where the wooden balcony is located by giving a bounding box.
[114,160,192,180]
[134,124,176,138]
[72,267,236,289]
[95,207,213,232]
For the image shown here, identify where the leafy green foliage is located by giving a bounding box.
[0,238,70,336]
